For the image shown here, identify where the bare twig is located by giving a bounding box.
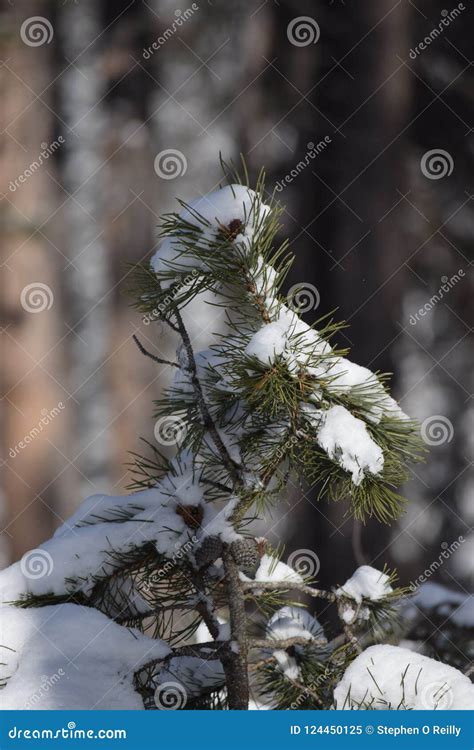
[248,656,275,672]
[337,601,363,654]
[244,272,272,324]
[200,478,233,494]
[172,306,243,486]
[285,673,324,706]
[249,636,327,650]
[132,334,179,368]
[162,317,180,334]
[115,600,196,625]
[136,641,226,677]
[242,580,336,602]
[192,570,221,641]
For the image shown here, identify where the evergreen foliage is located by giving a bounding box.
[3,161,431,710]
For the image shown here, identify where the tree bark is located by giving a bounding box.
[221,546,249,710]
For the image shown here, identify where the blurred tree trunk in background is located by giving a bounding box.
[290,0,413,591]
[56,0,112,514]
[1,0,60,560]
[238,0,414,592]
[391,0,473,589]
[1,0,471,593]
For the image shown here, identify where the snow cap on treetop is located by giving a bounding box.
[151,184,271,289]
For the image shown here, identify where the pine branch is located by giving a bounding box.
[132,334,179,368]
[249,636,328,650]
[114,601,195,625]
[242,580,336,602]
[138,641,226,675]
[9,165,427,711]
[185,564,221,641]
[284,674,324,706]
[172,305,244,487]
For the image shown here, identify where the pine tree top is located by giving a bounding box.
[3,162,462,713]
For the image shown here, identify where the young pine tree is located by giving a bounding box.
[2,164,471,711]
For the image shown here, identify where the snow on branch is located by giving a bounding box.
[334,645,474,710]
[0,165,436,711]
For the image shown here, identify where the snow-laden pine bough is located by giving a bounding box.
[1,166,472,710]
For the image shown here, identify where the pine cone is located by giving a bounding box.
[200,566,224,590]
[230,538,260,578]
[195,535,223,569]
[219,218,243,241]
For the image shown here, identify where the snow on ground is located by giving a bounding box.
[0,603,169,710]
[248,697,274,710]
[405,581,474,628]
[334,644,474,710]
[194,617,228,645]
[450,596,474,628]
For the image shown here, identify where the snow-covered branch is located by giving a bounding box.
[0,168,437,712]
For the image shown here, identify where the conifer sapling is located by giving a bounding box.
[1,163,472,711]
